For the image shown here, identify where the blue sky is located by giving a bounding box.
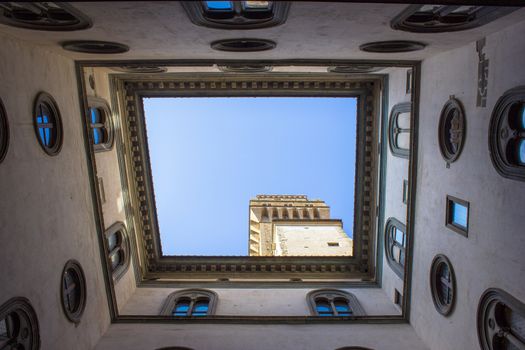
[143,97,357,255]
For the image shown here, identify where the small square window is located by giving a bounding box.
[402,179,409,204]
[446,195,469,237]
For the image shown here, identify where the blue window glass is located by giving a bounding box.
[93,128,102,145]
[452,202,468,228]
[204,1,233,10]
[90,107,104,145]
[394,227,404,246]
[36,112,53,146]
[518,139,525,165]
[173,300,191,316]
[334,300,352,316]
[315,300,333,316]
[192,300,209,316]
[90,107,101,124]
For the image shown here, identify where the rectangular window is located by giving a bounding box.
[446,195,469,236]
[394,289,403,308]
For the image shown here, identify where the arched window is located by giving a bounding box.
[384,217,406,279]
[87,96,114,152]
[430,254,456,316]
[307,290,365,316]
[388,102,411,159]
[0,297,40,350]
[391,5,518,33]
[104,222,130,281]
[33,92,63,156]
[181,1,290,30]
[161,289,217,317]
[489,86,525,181]
[0,3,91,31]
[477,288,525,350]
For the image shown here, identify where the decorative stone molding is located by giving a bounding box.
[113,74,380,279]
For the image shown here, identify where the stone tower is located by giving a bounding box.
[248,195,353,256]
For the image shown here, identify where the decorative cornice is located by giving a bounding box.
[117,74,380,278]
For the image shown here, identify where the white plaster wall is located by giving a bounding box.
[410,19,525,350]
[381,67,411,306]
[95,323,428,350]
[88,67,138,313]
[0,33,110,349]
[120,287,399,316]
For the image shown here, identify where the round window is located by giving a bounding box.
[430,254,456,316]
[61,260,87,324]
[33,92,63,156]
[439,97,466,163]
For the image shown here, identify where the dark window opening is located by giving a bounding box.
[430,254,456,316]
[60,260,86,323]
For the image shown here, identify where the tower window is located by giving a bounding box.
[60,260,87,324]
[430,254,456,316]
[0,97,8,163]
[477,288,525,350]
[104,222,130,281]
[161,290,218,317]
[391,5,518,33]
[384,217,406,279]
[33,92,62,156]
[308,290,365,317]
[446,195,469,237]
[388,102,411,159]
[489,86,525,181]
[182,1,290,30]
[0,297,40,350]
[88,97,114,152]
